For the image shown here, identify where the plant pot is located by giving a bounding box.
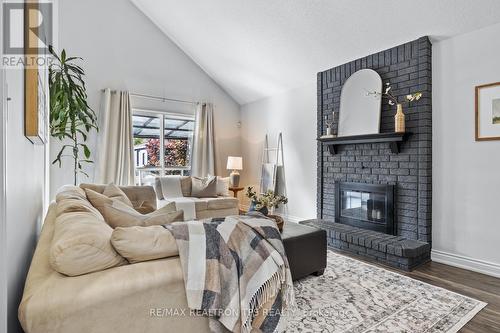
[249,202,268,216]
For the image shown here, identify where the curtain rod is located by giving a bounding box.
[100,89,198,105]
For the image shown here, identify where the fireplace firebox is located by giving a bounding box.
[335,182,394,235]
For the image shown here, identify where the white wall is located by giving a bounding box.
[0,3,7,329]
[3,64,47,333]
[432,22,500,277]
[0,3,48,332]
[50,0,241,197]
[240,82,317,221]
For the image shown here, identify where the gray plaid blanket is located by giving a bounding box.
[164,215,295,333]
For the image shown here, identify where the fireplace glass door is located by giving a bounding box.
[335,182,394,235]
[340,190,387,224]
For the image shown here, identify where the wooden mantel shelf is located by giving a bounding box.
[317,132,412,155]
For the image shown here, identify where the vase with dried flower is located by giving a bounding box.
[321,114,336,138]
[246,186,288,216]
[245,187,288,231]
[368,83,422,133]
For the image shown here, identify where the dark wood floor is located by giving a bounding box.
[334,250,500,333]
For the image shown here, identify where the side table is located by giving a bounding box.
[229,186,244,198]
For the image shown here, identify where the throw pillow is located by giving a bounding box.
[50,208,127,276]
[191,176,217,198]
[102,183,134,207]
[111,225,179,263]
[216,176,230,197]
[154,176,192,199]
[85,189,184,228]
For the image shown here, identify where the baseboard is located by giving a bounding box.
[431,249,500,278]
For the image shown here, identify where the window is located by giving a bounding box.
[133,111,194,185]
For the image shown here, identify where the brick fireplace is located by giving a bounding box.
[305,37,432,270]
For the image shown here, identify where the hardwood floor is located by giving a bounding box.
[333,250,500,332]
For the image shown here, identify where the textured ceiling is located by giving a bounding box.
[131,0,500,105]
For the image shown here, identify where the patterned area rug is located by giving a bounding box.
[287,251,486,332]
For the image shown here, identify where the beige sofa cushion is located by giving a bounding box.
[154,176,192,199]
[86,189,183,228]
[102,183,133,207]
[50,211,127,276]
[55,186,104,219]
[56,197,104,219]
[194,199,208,211]
[111,225,179,263]
[80,183,157,213]
[55,185,87,201]
[197,207,239,220]
[158,197,238,212]
[191,176,217,198]
[206,197,239,210]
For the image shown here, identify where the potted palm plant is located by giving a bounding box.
[49,46,98,185]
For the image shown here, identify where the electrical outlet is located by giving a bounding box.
[4,83,9,124]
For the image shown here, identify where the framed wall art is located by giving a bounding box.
[24,0,49,144]
[475,82,500,141]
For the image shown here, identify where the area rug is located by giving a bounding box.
[287,250,486,332]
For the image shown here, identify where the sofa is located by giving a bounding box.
[154,176,239,219]
[18,184,210,333]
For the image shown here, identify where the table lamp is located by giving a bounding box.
[226,156,243,187]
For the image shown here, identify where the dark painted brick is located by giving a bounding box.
[317,37,432,243]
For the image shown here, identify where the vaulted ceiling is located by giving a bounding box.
[131,0,500,105]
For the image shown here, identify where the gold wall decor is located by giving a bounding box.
[24,0,48,144]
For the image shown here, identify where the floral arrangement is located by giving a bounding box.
[368,82,422,106]
[246,186,288,214]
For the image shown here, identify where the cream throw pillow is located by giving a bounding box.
[50,211,127,276]
[85,189,184,228]
[191,176,217,198]
[216,176,230,197]
[102,183,133,207]
[111,225,179,263]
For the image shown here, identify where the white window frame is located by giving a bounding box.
[132,108,195,185]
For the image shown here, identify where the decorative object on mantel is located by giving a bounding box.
[49,47,98,185]
[475,81,500,141]
[246,186,288,217]
[338,69,382,136]
[226,156,243,187]
[320,114,336,138]
[368,82,422,133]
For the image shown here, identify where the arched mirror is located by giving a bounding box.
[338,69,382,136]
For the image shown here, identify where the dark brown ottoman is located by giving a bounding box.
[281,222,327,281]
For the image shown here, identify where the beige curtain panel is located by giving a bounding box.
[95,89,135,185]
[191,103,215,177]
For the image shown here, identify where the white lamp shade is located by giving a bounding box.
[226,156,243,170]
